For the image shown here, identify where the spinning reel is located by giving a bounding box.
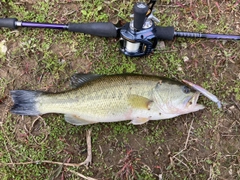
[0,0,240,57]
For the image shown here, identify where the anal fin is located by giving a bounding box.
[64,114,96,126]
[130,117,150,125]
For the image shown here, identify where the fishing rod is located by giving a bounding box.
[0,0,240,57]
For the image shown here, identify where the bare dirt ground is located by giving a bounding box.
[0,0,240,179]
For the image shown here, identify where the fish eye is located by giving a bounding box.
[182,86,191,94]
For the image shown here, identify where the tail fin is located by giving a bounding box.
[10,90,42,115]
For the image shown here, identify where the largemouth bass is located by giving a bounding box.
[10,74,205,125]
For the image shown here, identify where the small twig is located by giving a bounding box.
[184,119,193,149]
[0,128,93,169]
[0,160,86,167]
[79,128,92,167]
[67,169,97,180]
[29,116,49,145]
[230,97,240,111]
[173,119,194,158]
[207,0,212,18]
[99,145,103,158]
[38,72,45,83]
[208,165,214,180]
[63,10,76,16]
[0,123,15,167]
[2,134,15,167]
[158,4,186,8]
[168,119,195,175]
[172,156,190,170]
[2,122,33,161]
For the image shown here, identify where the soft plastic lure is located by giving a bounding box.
[182,79,222,109]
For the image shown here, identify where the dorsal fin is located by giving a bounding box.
[70,73,102,88]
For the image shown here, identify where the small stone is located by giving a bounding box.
[58,59,66,64]
[228,165,233,176]
[237,169,240,177]
[237,73,240,79]
[178,66,183,71]
[158,41,165,50]
[222,40,227,45]
[183,56,189,62]
[181,42,187,49]
[0,40,7,57]
[159,174,163,180]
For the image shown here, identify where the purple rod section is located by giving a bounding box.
[174,31,240,40]
[20,21,68,29]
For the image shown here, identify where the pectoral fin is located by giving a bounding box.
[64,114,96,126]
[128,95,153,110]
[130,117,150,125]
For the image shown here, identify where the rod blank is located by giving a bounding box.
[174,31,240,40]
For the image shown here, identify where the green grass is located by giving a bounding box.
[0,0,240,179]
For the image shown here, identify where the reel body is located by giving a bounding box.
[119,22,157,57]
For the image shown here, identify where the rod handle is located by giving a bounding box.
[68,22,117,37]
[133,2,148,30]
[0,18,17,29]
[155,26,175,40]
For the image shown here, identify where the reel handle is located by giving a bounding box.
[68,22,117,37]
[0,18,17,29]
[133,2,148,30]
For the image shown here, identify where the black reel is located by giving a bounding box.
[119,22,158,57]
[120,20,158,57]
[119,2,158,57]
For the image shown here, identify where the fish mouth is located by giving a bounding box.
[182,79,222,109]
[185,92,205,111]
